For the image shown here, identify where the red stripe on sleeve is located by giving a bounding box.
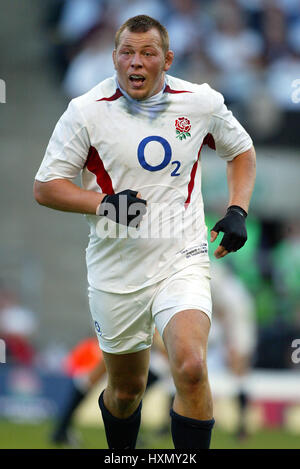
[185,145,202,206]
[203,133,216,150]
[85,146,114,195]
[185,133,215,205]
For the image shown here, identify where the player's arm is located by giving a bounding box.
[33,100,106,215]
[227,146,256,213]
[211,146,256,259]
[33,179,106,215]
[35,101,146,224]
[34,179,147,227]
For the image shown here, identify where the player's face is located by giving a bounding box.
[113,28,174,100]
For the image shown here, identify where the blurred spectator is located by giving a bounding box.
[266,50,300,110]
[0,286,38,365]
[63,23,115,98]
[164,0,212,73]
[260,4,289,63]
[250,218,300,369]
[254,316,298,369]
[204,0,263,103]
[261,5,300,111]
[35,342,69,373]
[112,0,168,27]
[43,0,300,144]
[58,0,105,44]
[45,0,111,78]
[273,219,300,308]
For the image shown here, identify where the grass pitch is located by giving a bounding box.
[0,420,299,449]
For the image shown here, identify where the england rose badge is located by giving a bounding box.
[175,117,191,140]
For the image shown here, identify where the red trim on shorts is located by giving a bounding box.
[184,134,216,205]
[164,85,193,94]
[96,89,123,102]
[85,146,115,194]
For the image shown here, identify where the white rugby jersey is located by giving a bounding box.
[35,75,252,293]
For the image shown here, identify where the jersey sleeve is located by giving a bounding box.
[207,88,253,161]
[35,100,90,182]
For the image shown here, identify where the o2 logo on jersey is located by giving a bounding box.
[137,136,181,176]
[94,321,102,336]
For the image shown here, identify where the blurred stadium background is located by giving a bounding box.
[0,0,300,449]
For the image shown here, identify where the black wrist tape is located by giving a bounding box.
[227,205,248,218]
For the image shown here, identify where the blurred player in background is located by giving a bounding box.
[0,286,37,365]
[52,337,105,445]
[34,15,256,449]
[209,262,257,439]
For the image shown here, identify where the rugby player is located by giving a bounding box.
[34,15,256,449]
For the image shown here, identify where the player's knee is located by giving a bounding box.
[113,377,146,407]
[175,354,208,388]
[114,389,141,408]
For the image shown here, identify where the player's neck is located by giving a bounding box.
[115,77,167,104]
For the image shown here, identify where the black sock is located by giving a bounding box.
[52,383,86,442]
[238,390,248,412]
[98,390,142,449]
[170,408,215,449]
[236,390,248,435]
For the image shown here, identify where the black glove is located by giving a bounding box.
[211,205,247,252]
[97,189,147,227]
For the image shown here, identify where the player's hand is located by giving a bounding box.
[96,189,147,227]
[210,205,247,259]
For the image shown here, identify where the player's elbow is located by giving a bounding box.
[33,180,49,206]
[248,145,256,166]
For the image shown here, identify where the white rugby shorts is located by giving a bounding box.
[88,264,212,354]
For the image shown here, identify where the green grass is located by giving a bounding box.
[0,420,299,449]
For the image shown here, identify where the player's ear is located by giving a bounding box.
[164,50,174,72]
[112,50,117,69]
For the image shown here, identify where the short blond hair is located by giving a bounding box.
[115,15,170,55]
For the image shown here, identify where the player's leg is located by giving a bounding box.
[162,309,215,449]
[52,377,87,446]
[164,309,212,418]
[52,359,106,446]
[227,349,251,440]
[88,284,156,447]
[102,348,150,418]
[99,348,150,449]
